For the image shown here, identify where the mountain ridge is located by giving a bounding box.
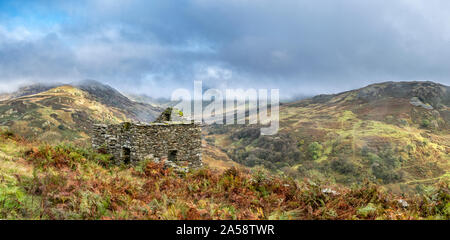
[0,80,163,121]
[0,81,163,143]
[205,81,449,193]
[289,81,449,107]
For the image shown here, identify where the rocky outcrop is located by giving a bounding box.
[410,97,433,109]
[357,81,449,108]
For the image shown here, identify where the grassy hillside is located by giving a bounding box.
[0,81,163,144]
[0,130,448,220]
[75,80,162,123]
[0,85,129,144]
[205,81,450,194]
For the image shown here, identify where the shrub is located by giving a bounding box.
[25,144,112,169]
[307,142,323,160]
[331,158,358,175]
[122,122,131,131]
[356,203,378,218]
[231,128,260,141]
[0,129,15,138]
[421,119,430,128]
[371,164,402,184]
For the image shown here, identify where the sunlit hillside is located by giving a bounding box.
[0,130,448,220]
[205,81,450,194]
[0,85,129,144]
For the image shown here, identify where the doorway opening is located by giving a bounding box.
[168,150,178,162]
[122,147,131,164]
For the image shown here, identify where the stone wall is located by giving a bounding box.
[92,122,202,168]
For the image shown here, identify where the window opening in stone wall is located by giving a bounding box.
[122,147,131,164]
[168,150,178,162]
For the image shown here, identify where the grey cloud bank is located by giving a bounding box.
[0,0,449,98]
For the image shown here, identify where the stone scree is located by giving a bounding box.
[92,122,202,169]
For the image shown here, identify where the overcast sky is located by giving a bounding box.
[0,0,449,98]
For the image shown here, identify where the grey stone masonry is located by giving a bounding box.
[91,121,202,169]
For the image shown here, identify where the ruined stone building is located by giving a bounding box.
[91,121,202,169]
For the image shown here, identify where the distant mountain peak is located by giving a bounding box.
[74,79,116,91]
[294,81,449,109]
[0,80,163,123]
